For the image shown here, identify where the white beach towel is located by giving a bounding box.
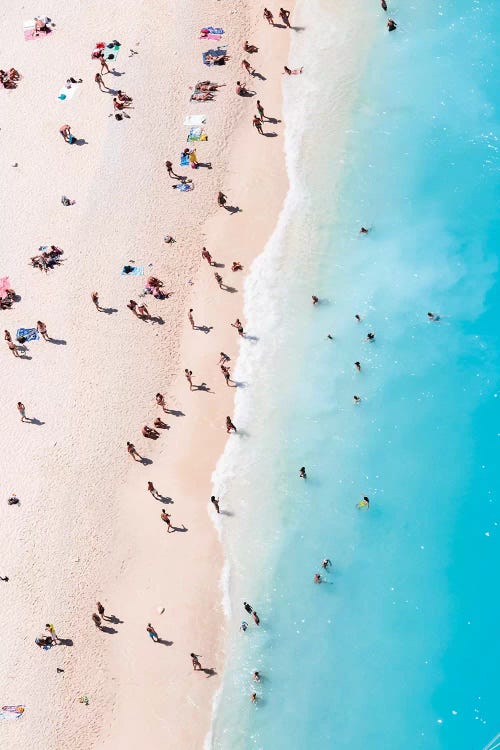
[184,114,207,127]
[57,83,81,101]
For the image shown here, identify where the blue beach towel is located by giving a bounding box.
[121,265,144,276]
[16,328,39,342]
[207,27,224,35]
[180,153,189,166]
[103,42,120,61]
[174,183,193,192]
[202,48,227,66]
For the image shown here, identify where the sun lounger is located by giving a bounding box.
[57,82,81,101]
[121,265,144,276]
[184,115,207,126]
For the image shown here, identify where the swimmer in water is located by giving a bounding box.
[314,573,322,584]
[366,332,375,341]
[357,496,370,509]
[427,312,440,321]
[353,395,361,404]
[355,361,361,371]
[253,671,261,682]
[240,621,248,632]
[355,314,361,322]
[387,18,397,30]
[312,295,319,304]
[299,466,307,479]
[327,333,333,340]
[321,558,332,569]
[251,692,257,703]
[359,227,369,234]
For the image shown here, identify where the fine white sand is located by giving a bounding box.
[0,1,292,747]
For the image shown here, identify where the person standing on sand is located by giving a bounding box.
[4,330,11,342]
[242,59,254,76]
[156,393,167,411]
[226,416,237,433]
[8,340,19,357]
[137,304,150,320]
[36,321,50,341]
[231,318,245,336]
[127,300,139,316]
[126,442,141,461]
[211,495,220,513]
[92,613,102,629]
[221,365,231,385]
[219,352,230,365]
[201,247,213,265]
[218,191,227,208]
[147,623,159,642]
[97,601,106,620]
[45,623,58,644]
[91,291,102,311]
[99,52,110,75]
[214,272,224,288]
[263,8,274,24]
[253,115,263,135]
[191,653,202,670]
[161,510,173,531]
[148,481,162,499]
[95,72,107,91]
[165,160,179,179]
[185,369,193,390]
[17,402,27,422]
[188,309,195,329]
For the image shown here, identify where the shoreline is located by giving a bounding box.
[0,2,293,749]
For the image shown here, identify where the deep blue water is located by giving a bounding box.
[211,0,500,747]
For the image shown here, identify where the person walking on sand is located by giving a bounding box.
[191,653,202,670]
[202,247,213,265]
[161,510,173,531]
[147,623,159,642]
[221,365,231,385]
[242,59,254,76]
[226,416,237,433]
[211,495,220,513]
[4,330,11,342]
[92,612,102,629]
[156,393,167,411]
[231,318,245,336]
[263,8,274,24]
[99,52,110,75]
[279,7,291,26]
[8,340,19,357]
[17,402,27,422]
[218,191,227,208]
[137,304,150,320]
[253,115,263,135]
[91,291,102,311]
[94,72,107,91]
[96,601,106,619]
[256,100,267,121]
[219,352,230,365]
[188,309,195,329]
[185,369,193,390]
[36,321,50,341]
[126,441,141,461]
[148,481,162,499]
[127,300,139,316]
[214,272,224,288]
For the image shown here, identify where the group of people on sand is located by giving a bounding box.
[30,245,64,272]
[0,68,20,89]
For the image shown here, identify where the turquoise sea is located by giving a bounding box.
[211,0,500,747]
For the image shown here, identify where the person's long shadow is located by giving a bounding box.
[198,162,212,169]
[263,132,278,138]
[105,614,124,624]
[74,139,88,146]
[171,524,188,532]
[253,72,267,81]
[292,26,306,31]
[221,285,237,293]
[224,205,242,215]
[27,418,45,426]
[195,325,213,334]
[212,262,225,268]
[157,637,174,646]
[139,457,153,466]
[193,382,211,392]
[202,667,217,678]
[245,335,259,342]
[149,316,164,325]
[100,625,118,634]
[157,495,174,504]
[166,409,185,417]
[265,117,281,124]
[102,307,118,315]
[219,510,234,517]
[58,637,73,646]
[233,381,247,388]
[108,69,125,77]
[49,338,67,345]
[240,90,256,97]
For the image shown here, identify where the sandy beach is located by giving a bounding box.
[0,1,292,747]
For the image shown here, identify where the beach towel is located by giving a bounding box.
[121,265,144,276]
[57,83,81,101]
[174,183,193,192]
[201,27,224,35]
[0,277,11,297]
[0,706,25,720]
[202,48,227,66]
[16,328,39,342]
[184,115,206,127]
[23,19,52,41]
[200,33,223,41]
[102,41,121,61]
[180,153,189,166]
[187,127,207,142]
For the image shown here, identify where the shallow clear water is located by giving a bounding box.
[211,0,500,747]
